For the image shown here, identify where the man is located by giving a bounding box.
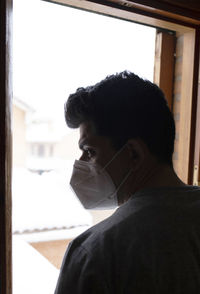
[55,71,200,293]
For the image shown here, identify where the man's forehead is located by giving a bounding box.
[78,121,112,149]
[80,121,93,137]
[80,121,93,136]
[79,122,96,145]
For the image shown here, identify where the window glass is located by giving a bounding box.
[13,0,156,292]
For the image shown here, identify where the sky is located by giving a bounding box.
[13,0,156,132]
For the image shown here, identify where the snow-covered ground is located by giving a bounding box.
[13,235,59,294]
[12,167,92,235]
[12,167,93,293]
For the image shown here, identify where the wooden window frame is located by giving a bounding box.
[1,0,200,293]
[0,0,12,293]
[193,62,200,185]
[154,29,175,110]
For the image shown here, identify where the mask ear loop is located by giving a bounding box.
[73,144,128,187]
[88,167,133,209]
[100,144,128,172]
[101,143,133,199]
[108,168,133,200]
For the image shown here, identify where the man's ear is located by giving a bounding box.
[126,138,149,169]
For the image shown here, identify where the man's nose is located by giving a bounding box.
[79,153,88,161]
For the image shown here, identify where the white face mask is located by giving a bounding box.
[70,146,132,210]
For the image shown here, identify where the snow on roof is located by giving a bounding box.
[12,166,92,235]
[18,226,91,243]
[13,96,35,113]
[13,235,59,294]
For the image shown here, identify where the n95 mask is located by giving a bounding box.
[70,160,118,210]
[70,145,133,210]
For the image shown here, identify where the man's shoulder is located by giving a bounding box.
[69,185,200,254]
[71,211,119,251]
[70,197,149,254]
[68,204,133,256]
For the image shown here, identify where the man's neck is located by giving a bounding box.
[131,161,187,197]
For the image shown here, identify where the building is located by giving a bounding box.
[13,97,34,167]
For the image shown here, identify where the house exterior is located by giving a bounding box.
[13,97,34,167]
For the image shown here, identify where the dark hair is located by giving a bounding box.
[65,71,175,166]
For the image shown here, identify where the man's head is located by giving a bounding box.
[65,71,175,166]
[65,71,178,206]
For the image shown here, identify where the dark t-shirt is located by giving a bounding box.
[55,186,200,294]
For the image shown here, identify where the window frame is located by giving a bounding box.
[1,0,200,293]
[0,0,13,293]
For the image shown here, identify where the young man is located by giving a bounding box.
[55,71,200,293]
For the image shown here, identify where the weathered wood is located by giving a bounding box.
[84,0,200,25]
[154,30,175,109]
[119,0,200,19]
[176,30,199,184]
[48,0,195,32]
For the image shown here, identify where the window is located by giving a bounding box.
[12,0,156,292]
[50,145,54,157]
[38,144,44,157]
[1,1,199,293]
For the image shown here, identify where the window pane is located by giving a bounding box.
[13,0,156,293]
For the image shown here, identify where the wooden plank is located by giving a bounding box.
[0,0,13,293]
[176,30,197,183]
[113,0,200,20]
[84,0,200,24]
[154,30,175,109]
[163,0,200,10]
[47,0,196,31]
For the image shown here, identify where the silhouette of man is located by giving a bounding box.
[55,71,200,294]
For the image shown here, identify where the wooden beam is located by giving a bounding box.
[175,30,197,183]
[0,0,12,293]
[113,0,200,21]
[154,30,175,109]
[78,0,200,25]
[46,0,196,31]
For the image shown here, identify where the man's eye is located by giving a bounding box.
[85,149,95,159]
